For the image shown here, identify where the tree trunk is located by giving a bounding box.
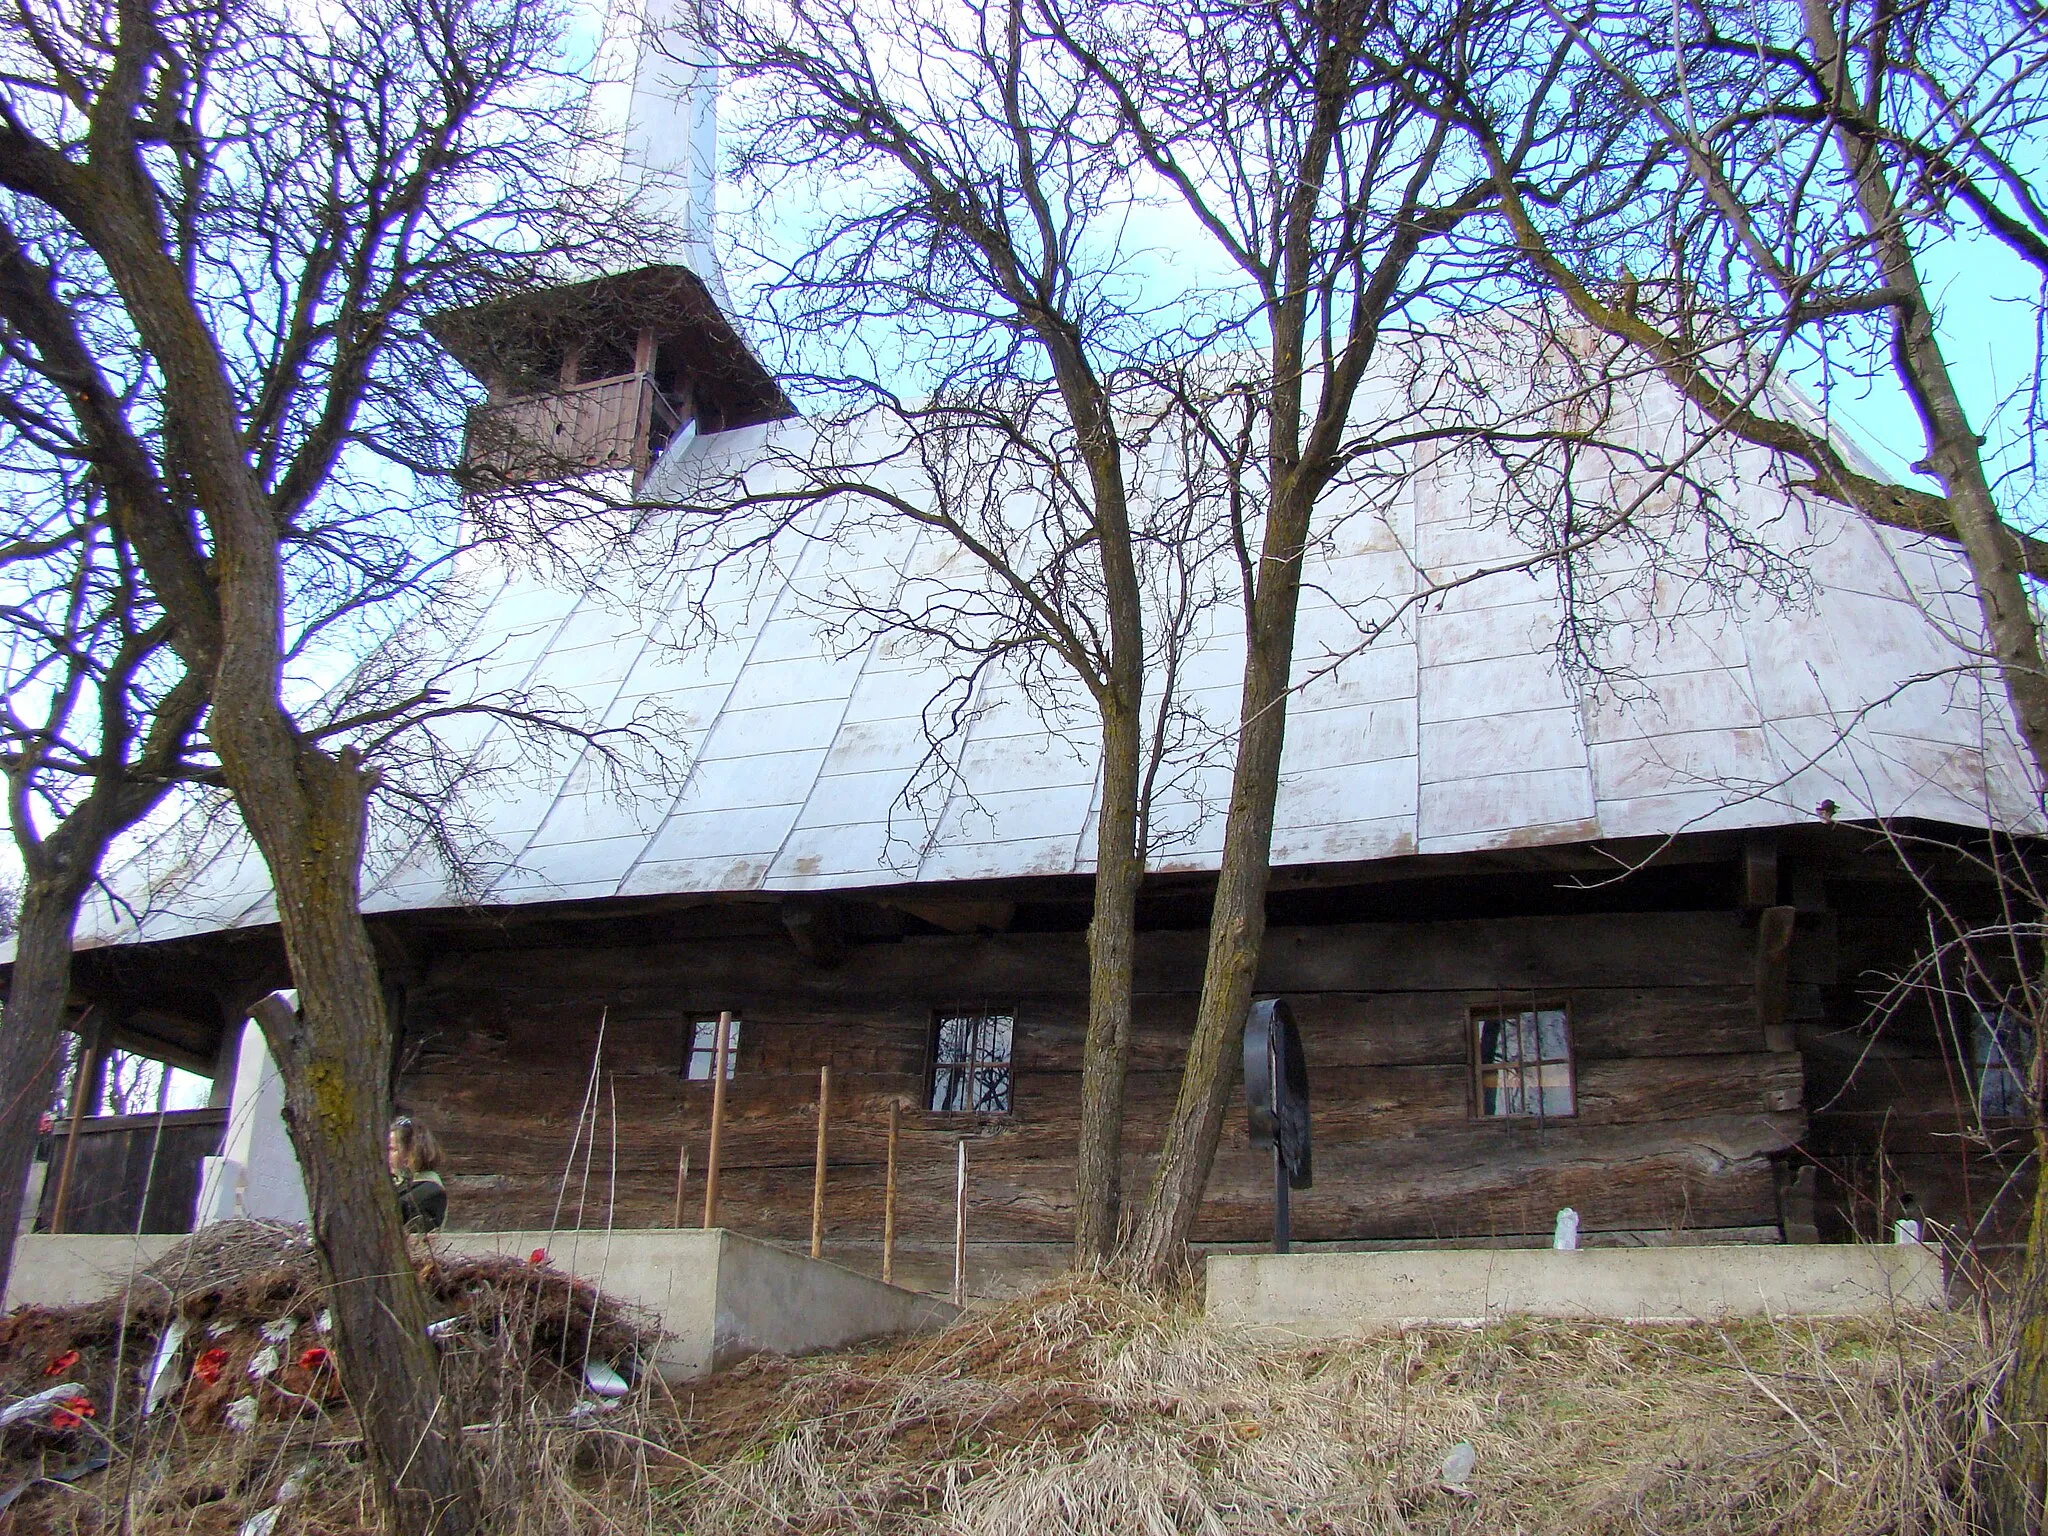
[1793,8,2048,1521]
[1992,1092,2048,1534]
[1074,690,1143,1263]
[230,745,476,1536]
[1127,483,1313,1283]
[0,876,93,1303]
[1802,0,2048,781]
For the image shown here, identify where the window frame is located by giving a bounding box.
[1974,1004,2034,1122]
[1468,1001,1577,1122]
[926,1007,1017,1116]
[682,1016,742,1082]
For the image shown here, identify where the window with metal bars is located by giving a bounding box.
[683,1017,741,1081]
[1974,1007,2033,1120]
[928,1009,1015,1114]
[1471,1004,1575,1119]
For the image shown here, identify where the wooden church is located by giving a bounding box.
[35,2,2040,1292]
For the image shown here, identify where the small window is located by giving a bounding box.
[1472,1005,1575,1118]
[1975,1007,2033,1120]
[929,1009,1015,1113]
[684,1018,741,1081]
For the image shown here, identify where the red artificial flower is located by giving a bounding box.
[49,1396,95,1430]
[42,1349,79,1377]
[296,1347,331,1372]
[192,1347,230,1386]
[528,1249,547,1266]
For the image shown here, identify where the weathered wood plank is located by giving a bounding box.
[399,908,1814,1260]
[418,909,1823,1004]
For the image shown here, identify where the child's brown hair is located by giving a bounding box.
[389,1115,441,1174]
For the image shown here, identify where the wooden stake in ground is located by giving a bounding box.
[48,1015,104,1236]
[672,1145,689,1229]
[701,1011,732,1229]
[883,1100,900,1286]
[810,1065,830,1259]
[953,1137,968,1307]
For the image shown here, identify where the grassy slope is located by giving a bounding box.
[7,1276,2004,1534]
[625,1278,1996,1535]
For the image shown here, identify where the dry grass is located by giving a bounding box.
[1,1274,2006,1535]
[622,1277,1999,1536]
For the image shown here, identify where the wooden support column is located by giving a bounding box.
[630,327,659,482]
[48,1009,107,1235]
[1756,905,1799,1058]
[1742,834,1780,916]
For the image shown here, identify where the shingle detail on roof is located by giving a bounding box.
[72,373,2040,951]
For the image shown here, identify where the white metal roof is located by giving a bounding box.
[71,366,2040,951]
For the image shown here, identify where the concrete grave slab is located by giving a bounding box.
[1205,1244,1944,1335]
[6,1227,955,1382]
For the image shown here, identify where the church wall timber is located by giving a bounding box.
[392,910,1814,1284]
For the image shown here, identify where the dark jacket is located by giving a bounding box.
[395,1170,447,1233]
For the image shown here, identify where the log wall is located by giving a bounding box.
[1800,880,2033,1249]
[395,909,1809,1277]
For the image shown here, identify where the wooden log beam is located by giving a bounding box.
[1755,906,1798,1052]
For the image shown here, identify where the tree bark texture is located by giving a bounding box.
[1074,690,1143,1262]
[0,879,95,1302]
[1127,482,1313,1282]
[236,764,475,1536]
[1026,261,1148,1268]
[43,156,478,1536]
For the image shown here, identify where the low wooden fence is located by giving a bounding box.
[36,1108,226,1235]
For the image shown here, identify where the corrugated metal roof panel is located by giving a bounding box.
[69,367,2044,951]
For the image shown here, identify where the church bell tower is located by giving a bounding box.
[432,0,788,492]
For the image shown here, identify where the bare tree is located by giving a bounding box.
[0,0,633,1525]
[1442,0,2048,1516]
[672,0,1815,1283]
[664,0,1223,1263]
[1042,0,1584,1280]
[0,470,205,1285]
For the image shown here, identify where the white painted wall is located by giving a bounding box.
[582,0,720,283]
[193,1006,310,1226]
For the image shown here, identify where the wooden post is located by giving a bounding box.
[952,1137,968,1308]
[1755,905,1799,1052]
[882,1101,900,1286]
[672,1145,690,1229]
[49,1015,104,1237]
[701,1011,732,1229]
[810,1065,830,1259]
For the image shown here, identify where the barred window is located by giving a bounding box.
[1975,1008,2033,1120]
[1472,1005,1575,1118]
[929,1010,1015,1114]
[684,1018,741,1081]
